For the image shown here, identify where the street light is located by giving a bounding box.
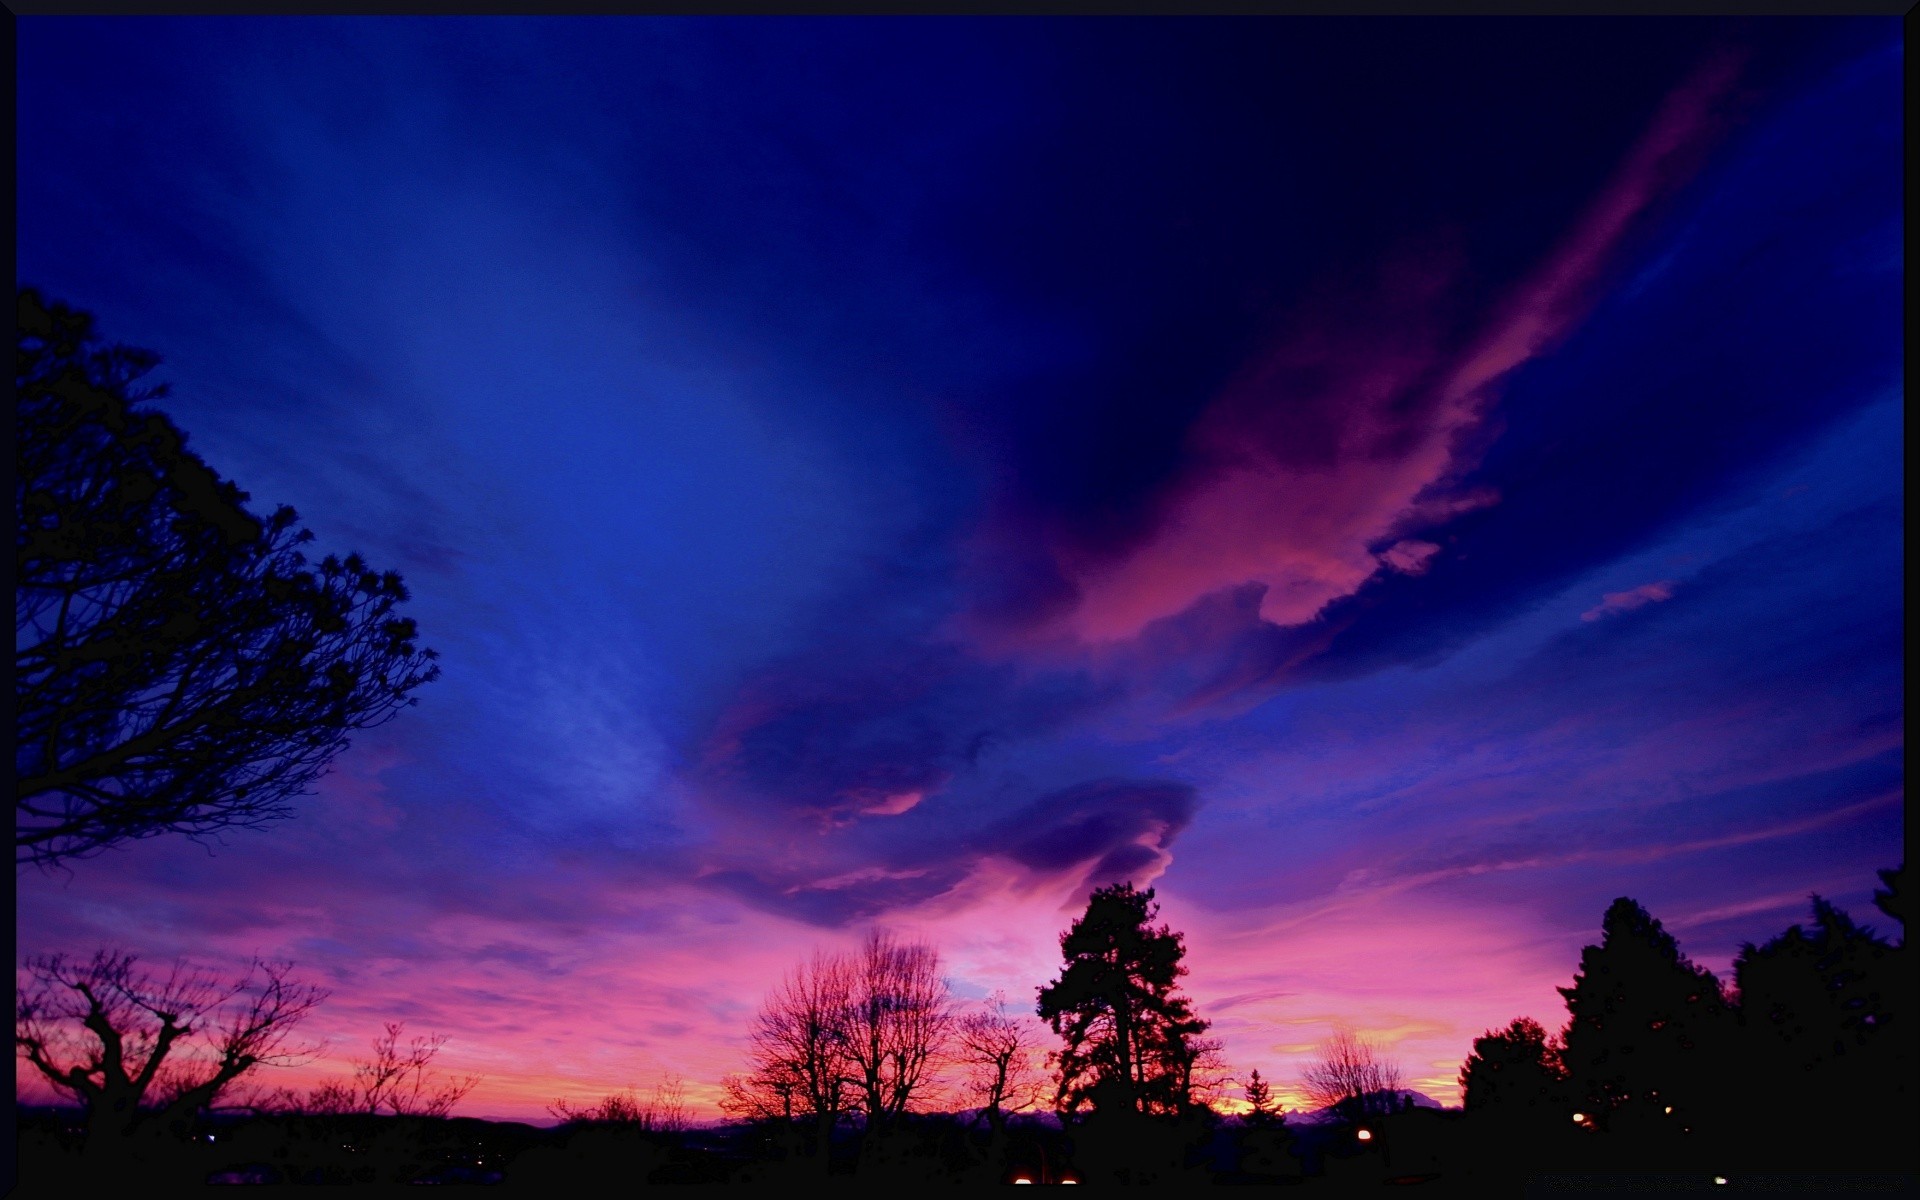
[1571,1112,1587,1125]
[1356,1128,1373,1142]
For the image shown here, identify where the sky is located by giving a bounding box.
[15,17,1902,1120]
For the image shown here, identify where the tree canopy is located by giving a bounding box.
[1557,897,1730,1130]
[1458,1016,1564,1120]
[15,289,439,865]
[1035,882,1211,1118]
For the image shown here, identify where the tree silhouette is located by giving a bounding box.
[1459,1016,1565,1121]
[1235,1067,1297,1183]
[15,289,438,866]
[346,1022,479,1118]
[955,991,1043,1134]
[1731,888,1908,1163]
[1871,862,1906,931]
[550,1075,688,1131]
[14,950,326,1146]
[1735,898,1894,1074]
[726,949,856,1161]
[1241,1068,1281,1125]
[1035,882,1211,1118]
[1300,1027,1405,1120]
[1557,897,1730,1135]
[844,930,953,1132]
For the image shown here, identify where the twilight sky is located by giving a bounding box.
[16,17,1902,1120]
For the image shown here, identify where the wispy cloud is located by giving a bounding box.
[1582,579,1678,621]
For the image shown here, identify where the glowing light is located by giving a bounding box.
[1356,1129,1373,1141]
[1571,1112,1586,1124]
[1714,1177,1728,1186]
[1013,1178,1033,1185]
[1665,1106,1674,1114]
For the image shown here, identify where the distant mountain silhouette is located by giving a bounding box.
[1287,1090,1449,1124]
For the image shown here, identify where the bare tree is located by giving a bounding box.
[954,991,1044,1132]
[731,949,856,1155]
[15,950,325,1144]
[720,1062,803,1123]
[651,1073,690,1132]
[550,1074,689,1132]
[348,1022,479,1117]
[844,929,953,1130]
[1300,1027,1405,1120]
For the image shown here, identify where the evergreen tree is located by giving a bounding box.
[1036,883,1211,1118]
[1243,1068,1278,1124]
[1557,897,1730,1132]
[1459,1016,1565,1120]
[1732,886,1909,1163]
[1735,896,1896,1076]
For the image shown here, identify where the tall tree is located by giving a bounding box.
[843,929,952,1131]
[728,950,856,1158]
[15,950,326,1146]
[1732,890,1906,1150]
[1036,882,1211,1118]
[15,289,438,865]
[1459,1016,1565,1120]
[1557,897,1730,1132]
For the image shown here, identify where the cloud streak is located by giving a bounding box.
[1019,51,1747,645]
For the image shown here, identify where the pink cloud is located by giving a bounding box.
[1046,53,1745,644]
[1380,539,1442,576]
[857,789,925,816]
[1581,579,1678,621]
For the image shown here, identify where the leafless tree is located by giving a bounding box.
[719,1062,803,1123]
[652,1073,690,1131]
[953,991,1044,1131]
[844,929,953,1130]
[14,950,325,1144]
[1301,1027,1405,1119]
[730,949,856,1153]
[550,1073,689,1131]
[347,1022,479,1117]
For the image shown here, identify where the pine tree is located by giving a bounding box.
[1243,1068,1279,1124]
[1036,883,1211,1117]
[1557,897,1730,1131]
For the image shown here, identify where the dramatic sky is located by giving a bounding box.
[16,17,1902,1120]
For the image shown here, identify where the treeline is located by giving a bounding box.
[687,868,1912,1184]
[14,870,1911,1186]
[1453,866,1912,1183]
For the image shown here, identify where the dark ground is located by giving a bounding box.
[12,1104,1917,1192]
